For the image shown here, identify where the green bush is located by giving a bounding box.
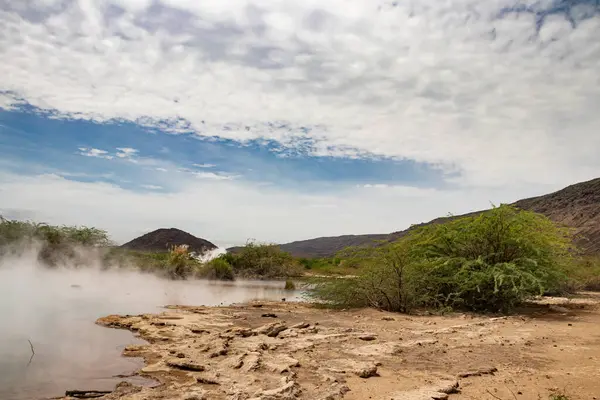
[1,217,111,266]
[311,205,575,313]
[226,241,303,278]
[284,279,296,290]
[198,258,235,281]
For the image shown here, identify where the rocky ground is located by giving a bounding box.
[61,294,600,400]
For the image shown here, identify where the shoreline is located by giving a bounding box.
[59,297,600,400]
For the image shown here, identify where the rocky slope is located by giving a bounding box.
[236,177,600,258]
[121,228,217,254]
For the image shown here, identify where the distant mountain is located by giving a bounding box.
[121,228,217,254]
[227,177,600,258]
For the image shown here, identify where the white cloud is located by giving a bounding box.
[116,147,139,158]
[193,171,238,181]
[140,184,163,190]
[78,147,114,160]
[0,172,556,245]
[0,0,598,190]
[193,163,216,168]
[155,167,168,172]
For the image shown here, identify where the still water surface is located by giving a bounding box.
[0,254,301,400]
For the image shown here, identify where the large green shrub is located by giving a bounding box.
[198,257,235,280]
[227,241,303,278]
[312,205,574,313]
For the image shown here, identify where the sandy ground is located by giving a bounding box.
[61,294,600,400]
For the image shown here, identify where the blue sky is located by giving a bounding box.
[0,0,599,246]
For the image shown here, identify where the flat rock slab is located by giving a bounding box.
[388,380,459,400]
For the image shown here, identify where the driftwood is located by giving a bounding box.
[64,390,112,399]
[27,339,35,367]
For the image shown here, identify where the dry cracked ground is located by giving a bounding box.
[61,294,600,400]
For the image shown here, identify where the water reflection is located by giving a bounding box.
[0,253,301,400]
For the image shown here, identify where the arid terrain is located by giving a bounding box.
[59,294,600,400]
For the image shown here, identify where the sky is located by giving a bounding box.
[0,0,599,247]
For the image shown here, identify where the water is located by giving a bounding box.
[0,253,302,400]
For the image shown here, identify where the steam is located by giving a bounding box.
[195,247,228,263]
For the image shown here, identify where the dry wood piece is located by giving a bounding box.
[457,366,498,378]
[65,390,112,398]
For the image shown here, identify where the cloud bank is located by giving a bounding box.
[0,0,598,188]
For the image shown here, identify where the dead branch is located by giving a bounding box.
[485,389,504,400]
[65,390,112,399]
[27,339,35,367]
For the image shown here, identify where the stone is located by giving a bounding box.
[166,359,206,372]
[291,322,310,329]
[355,363,378,378]
[389,380,459,400]
[256,322,288,337]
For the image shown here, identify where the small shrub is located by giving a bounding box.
[199,258,235,281]
[168,244,191,278]
[284,279,296,290]
[226,241,303,278]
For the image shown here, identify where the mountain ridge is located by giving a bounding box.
[228,177,600,258]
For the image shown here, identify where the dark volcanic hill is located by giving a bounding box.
[121,228,217,254]
[228,177,600,258]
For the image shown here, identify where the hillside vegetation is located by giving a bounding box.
[310,205,592,313]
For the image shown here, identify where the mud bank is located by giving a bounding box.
[60,296,600,400]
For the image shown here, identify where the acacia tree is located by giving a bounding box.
[312,205,574,313]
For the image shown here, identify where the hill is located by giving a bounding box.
[228,177,600,258]
[121,228,217,254]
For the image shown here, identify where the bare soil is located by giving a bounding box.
[62,294,600,400]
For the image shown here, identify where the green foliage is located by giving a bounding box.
[225,241,303,278]
[284,279,296,290]
[167,244,191,278]
[198,258,235,281]
[0,217,110,247]
[311,205,576,313]
[560,256,600,292]
[0,217,111,266]
[310,241,419,312]
[549,391,570,400]
[298,257,355,275]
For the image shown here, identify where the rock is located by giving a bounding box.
[229,327,255,337]
[291,322,310,329]
[381,316,395,321]
[166,359,206,372]
[549,305,570,313]
[389,380,459,400]
[264,355,300,373]
[182,388,208,400]
[242,352,262,372]
[256,322,288,337]
[457,367,497,378]
[262,313,278,318]
[355,363,378,378]
[255,381,300,400]
[196,374,220,385]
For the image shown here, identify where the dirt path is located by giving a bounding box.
[65,294,600,400]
